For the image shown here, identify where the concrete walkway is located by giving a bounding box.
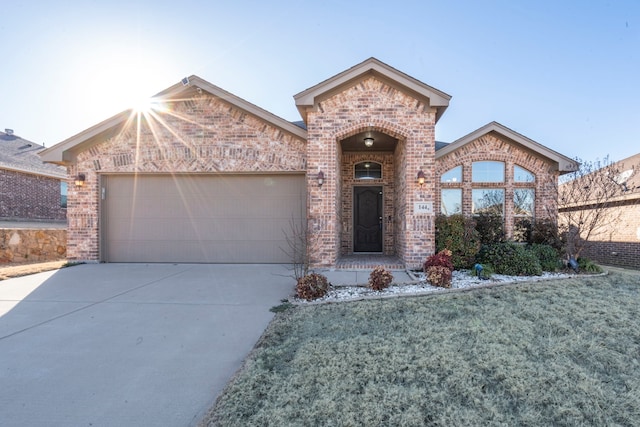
[0,263,294,427]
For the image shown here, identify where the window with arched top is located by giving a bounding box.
[354,162,382,180]
[472,161,505,183]
[514,165,535,182]
[441,166,462,183]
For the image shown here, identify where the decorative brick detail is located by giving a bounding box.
[0,169,66,221]
[304,76,436,269]
[68,93,306,261]
[435,133,559,237]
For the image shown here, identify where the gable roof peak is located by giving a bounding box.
[294,58,451,124]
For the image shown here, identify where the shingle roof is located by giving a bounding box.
[0,131,66,178]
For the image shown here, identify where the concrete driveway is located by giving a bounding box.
[0,263,294,427]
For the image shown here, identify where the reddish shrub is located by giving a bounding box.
[426,265,453,288]
[368,266,394,291]
[296,273,330,301]
[423,249,454,272]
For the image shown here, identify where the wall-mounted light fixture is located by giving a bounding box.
[364,137,374,148]
[317,170,325,187]
[74,174,86,187]
[417,170,426,185]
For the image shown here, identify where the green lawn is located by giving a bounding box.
[201,270,640,426]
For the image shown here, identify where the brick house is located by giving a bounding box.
[40,58,577,268]
[561,153,640,268]
[1,129,67,222]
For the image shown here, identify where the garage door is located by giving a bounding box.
[101,174,306,263]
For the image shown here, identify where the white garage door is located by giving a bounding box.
[101,174,306,263]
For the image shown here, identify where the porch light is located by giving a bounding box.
[317,171,325,187]
[74,174,86,187]
[417,170,426,185]
[364,137,374,148]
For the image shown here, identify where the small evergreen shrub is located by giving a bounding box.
[513,218,533,243]
[531,218,564,251]
[423,248,454,272]
[475,213,505,245]
[426,265,452,288]
[296,273,330,300]
[476,242,542,276]
[529,244,561,272]
[578,257,604,273]
[435,214,481,269]
[368,266,394,291]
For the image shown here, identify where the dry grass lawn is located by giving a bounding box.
[201,270,640,426]
[0,261,68,280]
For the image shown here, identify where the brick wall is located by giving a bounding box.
[0,169,67,221]
[304,76,437,268]
[69,91,307,261]
[435,133,559,236]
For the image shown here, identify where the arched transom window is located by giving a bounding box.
[354,161,382,180]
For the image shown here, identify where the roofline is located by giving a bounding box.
[40,75,307,165]
[0,164,66,179]
[436,121,579,174]
[294,57,451,123]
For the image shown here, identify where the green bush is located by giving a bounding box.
[296,273,330,300]
[368,266,394,291]
[435,214,481,269]
[475,213,505,245]
[513,218,533,243]
[578,257,604,273]
[531,218,564,251]
[476,242,542,276]
[529,244,561,272]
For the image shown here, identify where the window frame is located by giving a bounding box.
[354,161,382,180]
[472,161,505,183]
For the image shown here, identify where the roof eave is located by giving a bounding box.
[435,121,579,174]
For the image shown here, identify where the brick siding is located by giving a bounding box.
[0,169,66,221]
[68,91,306,261]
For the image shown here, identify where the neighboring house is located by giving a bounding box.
[0,129,67,222]
[40,58,577,268]
[560,153,640,268]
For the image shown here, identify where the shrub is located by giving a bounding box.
[475,213,505,245]
[426,265,452,288]
[476,242,542,276]
[578,257,604,273]
[435,214,481,269]
[529,244,561,272]
[531,218,564,251]
[423,249,454,272]
[513,218,533,243]
[368,266,394,291]
[296,273,330,300]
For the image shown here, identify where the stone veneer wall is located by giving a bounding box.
[68,91,307,262]
[0,169,66,221]
[340,152,395,255]
[435,133,558,237]
[0,229,67,263]
[305,76,437,268]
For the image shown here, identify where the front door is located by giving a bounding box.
[354,186,383,252]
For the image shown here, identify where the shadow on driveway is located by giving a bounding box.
[0,263,294,427]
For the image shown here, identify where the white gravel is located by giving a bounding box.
[293,270,575,304]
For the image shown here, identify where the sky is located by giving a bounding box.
[1,0,638,163]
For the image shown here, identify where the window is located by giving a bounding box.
[472,189,504,215]
[472,161,504,182]
[441,189,462,215]
[60,181,68,208]
[441,166,462,183]
[514,165,535,182]
[514,189,534,217]
[354,162,382,179]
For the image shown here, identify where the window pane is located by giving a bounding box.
[472,161,504,182]
[514,165,535,182]
[514,188,534,216]
[441,166,462,183]
[441,189,462,215]
[354,162,382,179]
[472,189,504,215]
[60,181,68,208]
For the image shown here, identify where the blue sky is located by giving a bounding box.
[1,0,638,163]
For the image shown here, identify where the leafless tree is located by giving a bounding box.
[281,217,320,281]
[557,156,638,260]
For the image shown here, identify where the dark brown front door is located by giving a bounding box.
[354,186,382,252]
